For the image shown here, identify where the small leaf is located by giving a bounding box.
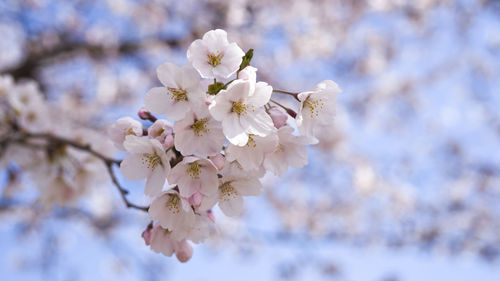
[207,82,226,95]
[238,49,254,72]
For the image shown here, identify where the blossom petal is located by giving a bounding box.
[145,167,166,197]
[120,154,150,180]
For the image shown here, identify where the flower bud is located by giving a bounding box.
[268,106,288,129]
[209,153,225,171]
[138,108,157,122]
[175,240,193,263]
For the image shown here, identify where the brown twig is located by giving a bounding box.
[2,131,149,213]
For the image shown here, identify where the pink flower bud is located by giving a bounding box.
[188,192,203,208]
[268,106,288,129]
[138,108,157,122]
[209,153,225,171]
[141,223,153,246]
[175,240,193,263]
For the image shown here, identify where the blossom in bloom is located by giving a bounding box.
[199,167,263,217]
[149,224,193,262]
[149,190,195,240]
[209,79,274,146]
[148,119,174,149]
[144,62,205,121]
[226,133,278,171]
[187,29,245,79]
[168,156,218,198]
[120,136,170,196]
[296,80,341,143]
[186,213,215,243]
[108,117,143,150]
[174,105,224,157]
[263,126,311,176]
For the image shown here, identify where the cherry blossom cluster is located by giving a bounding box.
[109,29,341,262]
[0,75,113,208]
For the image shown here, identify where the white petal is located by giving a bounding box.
[157,62,182,88]
[219,195,244,217]
[233,178,262,196]
[144,87,170,115]
[144,167,166,197]
[120,154,150,180]
[123,135,153,154]
[247,82,272,107]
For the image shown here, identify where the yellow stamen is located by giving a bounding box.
[207,51,224,67]
[167,87,188,102]
[192,118,210,136]
[187,162,201,179]
[220,181,238,201]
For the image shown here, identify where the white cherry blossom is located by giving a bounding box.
[148,190,195,240]
[187,29,244,79]
[208,79,274,146]
[144,62,205,121]
[174,104,224,157]
[200,166,263,217]
[263,126,311,176]
[120,135,170,196]
[296,80,341,143]
[108,117,143,150]
[149,224,193,262]
[226,133,278,171]
[168,156,218,198]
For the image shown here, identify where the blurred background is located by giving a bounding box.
[1,0,500,280]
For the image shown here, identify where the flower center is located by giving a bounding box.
[141,153,162,170]
[220,181,238,201]
[231,101,252,116]
[246,135,256,148]
[187,162,201,179]
[304,98,325,119]
[167,87,188,102]
[207,51,223,67]
[192,118,210,136]
[166,194,180,214]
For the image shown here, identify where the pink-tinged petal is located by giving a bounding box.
[209,153,225,170]
[198,193,218,211]
[233,178,262,196]
[120,154,150,180]
[268,106,288,129]
[199,170,218,196]
[219,195,244,217]
[175,240,193,263]
[157,62,182,88]
[144,87,170,115]
[144,167,166,197]
[247,82,272,107]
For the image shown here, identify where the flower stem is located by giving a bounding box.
[273,89,300,101]
[269,99,297,118]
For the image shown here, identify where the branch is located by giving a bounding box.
[2,132,149,213]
